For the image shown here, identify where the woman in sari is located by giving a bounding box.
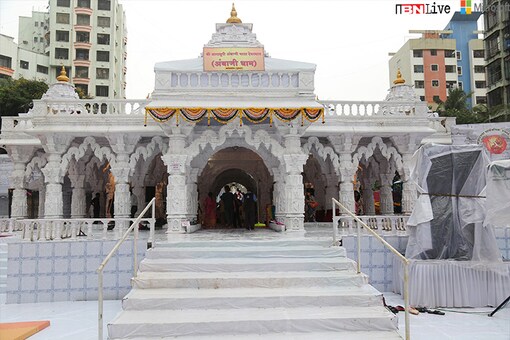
[203,192,217,228]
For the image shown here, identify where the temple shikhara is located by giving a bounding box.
[0,4,509,340]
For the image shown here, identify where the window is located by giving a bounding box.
[433,95,440,102]
[57,0,70,6]
[458,81,463,90]
[76,49,89,60]
[97,16,110,27]
[96,85,109,97]
[39,37,44,42]
[76,14,90,26]
[431,64,438,71]
[77,0,91,8]
[33,37,38,43]
[445,65,456,73]
[56,30,69,42]
[413,65,424,73]
[474,65,485,73]
[476,96,487,105]
[0,55,12,68]
[505,57,510,80]
[37,65,48,74]
[456,51,462,60]
[445,50,455,58]
[486,34,501,58]
[419,96,425,101]
[413,50,423,58]
[475,81,486,88]
[34,22,39,27]
[76,31,90,43]
[487,61,502,85]
[446,81,457,88]
[56,13,70,24]
[96,67,109,79]
[97,33,110,45]
[97,51,110,62]
[98,0,111,10]
[20,60,29,69]
[431,80,439,87]
[75,84,88,96]
[55,47,69,59]
[430,49,437,56]
[457,66,462,75]
[473,50,484,58]
[414,80,424,88]
[75,66,88,78]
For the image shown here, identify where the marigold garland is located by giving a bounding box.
[145,107,324,126]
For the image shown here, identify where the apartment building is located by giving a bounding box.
[389,12,486,109]
[484,0,510,108]
[0,0,127,99]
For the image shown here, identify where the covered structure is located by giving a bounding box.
[0,7,436,233]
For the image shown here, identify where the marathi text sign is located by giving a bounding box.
[203,47,265,71]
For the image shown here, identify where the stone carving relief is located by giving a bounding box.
[61,136,116,173]
[129,136,168,173]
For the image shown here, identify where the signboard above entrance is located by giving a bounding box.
[203,47,265,71]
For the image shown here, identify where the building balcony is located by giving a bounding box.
[74,25,92,32]
[0,66,14,77]
[74,41,92,49]
[72,77,90,85]
[73,59,91,67]
[75,7,93,16]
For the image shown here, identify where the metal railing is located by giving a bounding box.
[332,198,411,340]
[96,198,155,340]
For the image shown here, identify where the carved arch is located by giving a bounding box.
[25,152,48,180]
[129,136,168,172]
[352,137,403,171]
[61,136,116,172]
[302,137,340,175]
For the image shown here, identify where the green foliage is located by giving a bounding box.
[0,78,48,117]
[435,88,498,124]
[75,87,93,99]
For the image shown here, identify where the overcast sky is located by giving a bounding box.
[0,0,483,100]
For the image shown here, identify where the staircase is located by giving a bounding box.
[108,237,401,339]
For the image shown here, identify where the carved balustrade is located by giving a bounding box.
[319,100,429,117]
[334,215,409,235]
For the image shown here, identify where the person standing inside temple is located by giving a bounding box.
[130,190,138,218]
[243,191,257,230]
[91,193,101,222]
[220,185,235,228]
[204,192,217,228]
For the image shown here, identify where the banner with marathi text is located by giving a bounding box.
[203,47,265,71]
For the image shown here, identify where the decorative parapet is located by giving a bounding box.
[319,100,429,117]
[27,99,149,116]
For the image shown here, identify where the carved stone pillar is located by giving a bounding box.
[38,185,46,217]
[362,177,375,215]
[185,168,199,222]
[130,175,145,217]
[402,153,417,214]
[281,153,308,232]
[41,154,65,219]
[7,146,35,219]
[272,168,285,222]
[162,134,189,233]
[11,164,28,219]
[69,174,86,218]
[338,154,356,214]
[380,172,394,215]
[108,134,140,221]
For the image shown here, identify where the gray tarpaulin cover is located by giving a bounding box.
[486,159,510,229]
[406,144,501,262]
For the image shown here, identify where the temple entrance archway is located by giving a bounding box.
[197,147,273,227]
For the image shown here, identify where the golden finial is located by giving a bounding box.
[227,3,242,23]
[393,69,405,85]
[57,65,69,82]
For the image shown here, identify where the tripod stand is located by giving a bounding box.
[488,295,510,317]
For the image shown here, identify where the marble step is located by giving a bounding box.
[138,256,356,273]
[108,306,398,339]
[145,245,347,259]
[132,271,368,289]
[109,331,402,340]
[122,285,383,310]
[157,239,332,248]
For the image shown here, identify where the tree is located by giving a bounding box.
[0,77,48,118]
[435,88,485,124]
